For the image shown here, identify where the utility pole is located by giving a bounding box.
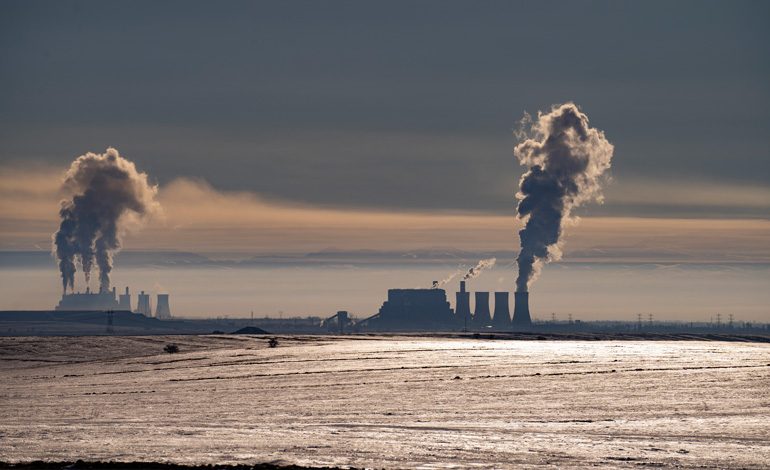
[105,310,114,335]
[728,314,734,329]
[716,313,722,328]
[637,313,642,330]
[648,313,653,327]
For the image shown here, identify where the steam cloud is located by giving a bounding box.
[53,148,159,294]
[514,103,613,292]
[463,258,496,281]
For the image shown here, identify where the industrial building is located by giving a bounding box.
[55,286,172,319]
[361,281,532,331]
[366,288,456,330]
[55,287,121,311]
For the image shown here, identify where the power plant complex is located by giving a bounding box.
[361,280,531,331]
[55,286,172,319]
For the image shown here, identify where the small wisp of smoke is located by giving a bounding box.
[514,103,613,292]
[431,269,462,289]
[463,258,496,281]
[53,148,160,293]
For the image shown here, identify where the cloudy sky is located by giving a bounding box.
[1,1,768,318]
[2,0,769,214]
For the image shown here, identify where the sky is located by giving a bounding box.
[0,1,768,319]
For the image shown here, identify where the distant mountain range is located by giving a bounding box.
[2,248,765,269]
[0,249,513,269]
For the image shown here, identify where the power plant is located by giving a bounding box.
[55,286,172,319]
[51,265,526,331]
[56,287,121,311]
[356,281,531,331]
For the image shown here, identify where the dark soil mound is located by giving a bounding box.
[231,326,271,335]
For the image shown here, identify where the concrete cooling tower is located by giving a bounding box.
[491,291,511,328]
[473,292,492,327]
[136,291,152,317]
[118,287,131,311]
[455,280,471,325]
[512,292,532,326]
[155,294,171,319]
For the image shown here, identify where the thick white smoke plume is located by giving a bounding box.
[514,103,613,292]
[53,148,159,293]
[463,258,496,281]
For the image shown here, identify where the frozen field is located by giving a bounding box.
[1,335,769,469]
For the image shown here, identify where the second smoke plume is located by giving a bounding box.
[514,103,614,292]
[53,148,159,293]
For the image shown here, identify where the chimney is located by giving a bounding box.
[473,291,492,327]
[455,281,471,326]
[492,292,511,328]
[155,294,171,319]
[512,292,532,326]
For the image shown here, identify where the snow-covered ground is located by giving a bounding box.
[1,335,769,468]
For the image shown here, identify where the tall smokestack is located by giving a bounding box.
[473,292,491,327]
[512,292,532,326]
[492,292,511,328]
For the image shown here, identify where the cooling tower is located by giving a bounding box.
[473,291,492,327]
[512,291,532,326]
[491,291,511,328]
[118,286,131,311]
[455,281,471,326]
[136,291,152,317]
[155,294,171,319]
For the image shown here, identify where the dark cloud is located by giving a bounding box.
[1,1,768,216]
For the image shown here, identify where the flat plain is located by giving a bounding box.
[1,335,769,469]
